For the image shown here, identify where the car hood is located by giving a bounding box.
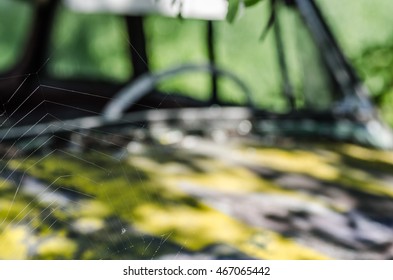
[1,129,393,260]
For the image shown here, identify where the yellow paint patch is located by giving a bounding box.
[165,165,280,194]
[0,226,30,259]
[133,203,249,250]
[69,200,110,219]
[339,144,393,163]
[130,156,164,173]
[0,199,36,224]
[72,217,105,234]
[241,146,393,198]
[242,231,325,260]
[133,156,290,195]
[37,236,77,260]
[132,154,339,215]
[133,203,327,260]
[0,180,12,191]
[244,148,340,181]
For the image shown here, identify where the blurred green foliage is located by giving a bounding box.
[316,0,393,125]
[355,41,393,126]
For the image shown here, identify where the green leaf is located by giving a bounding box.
[226,0,264,23]
[226,0,240,23]
[244,0,262,7]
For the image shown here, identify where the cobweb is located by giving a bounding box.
[3,60,393,261]
[0,33,201,261]
[2,3,393,262]
[0,15,268,259]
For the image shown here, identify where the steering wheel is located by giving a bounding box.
[102,63,254,121]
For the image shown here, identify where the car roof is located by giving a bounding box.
[64,0,228,20]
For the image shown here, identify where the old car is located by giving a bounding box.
[1,0,393,260]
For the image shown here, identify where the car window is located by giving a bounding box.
[144,16,212,101]
[0,0,33,72]
[47,4,133,83]
[145,3,290,110]
[214,2,286,110]
[213,1,337,113]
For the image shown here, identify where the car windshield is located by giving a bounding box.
[0,0,337,113]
